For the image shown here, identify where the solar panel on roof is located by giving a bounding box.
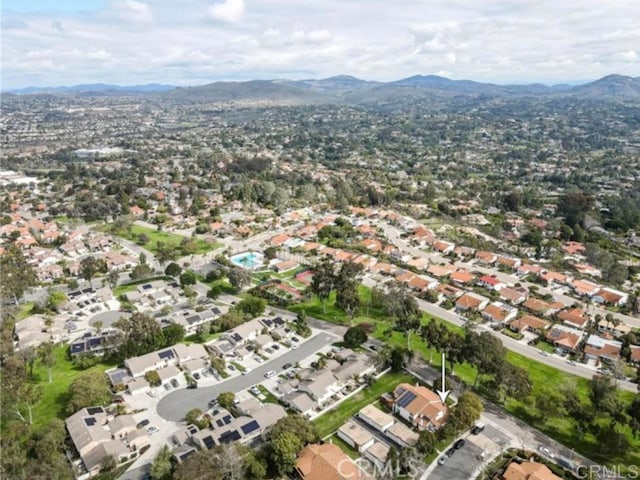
[241,420,259,435]
[88,338,103,347]
[274,317,284,325]
[202,436,215,449]
[186,315,200,325]
[110,370,128,384]
[223,415,232,425]
[232,333,242,342]
[71,343,85,353]
[180,449,196,461]
[87,406,103,415]
[142,284,152,290]
[216,419,224,427]
[158,349,175,359]
[211,307,221,314]
[396,392,417,408]
[84,417,97,426]
[219,430,241,444]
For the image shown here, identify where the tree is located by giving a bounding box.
[185,408,204,426]
[235,295,266,318]
[343,325,368,348]
[107,269,120,289]
[380,282,421,349]
[164,262,182,277]
[589,375,616,413]
[420,319,442,364]
[66,371,110,414]
[269,431,303,476]
[80,256,99,281]
[38,342,56,383]
[417,430,437,455]
[100,455,117,473]
[180,270,197,287]
[227,267,251,291]
[0,245,37,303]
[113,312,166,361]
[464,331,507,387]
[173,450,223,480]
[335,285,360,320]
[269,414,319,445]
[130,262,153,280]
[150,445,173,480]
[145,370,161,387]
[389,346,411,372]
[217,391,236,410]
[534,387,567,424]
[47,290,68,312]
[498,364,532,402]
[448,391,483,433]
[310,258,335,313]
[163,323,185,346]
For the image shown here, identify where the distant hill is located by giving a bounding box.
[6,83,176,95]
[5,74,640,103]
[566,74,640,99]
[158,80,334,104]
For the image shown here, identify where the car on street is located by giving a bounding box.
[471,422,485,435]
[453,439,466,450]
[264,370,276,378]
[137,419,150,429]
[445,448,455,457]
[567,360,577,366]
[282,363,292,370]
[187,383,197,389]
[437,455,448,465]
[538,446,554,458]
[208,399,219,407]
[242,368,251,375]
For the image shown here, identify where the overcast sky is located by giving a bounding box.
[2,0,639,88]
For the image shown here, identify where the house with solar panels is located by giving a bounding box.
[69,331,121,357]
[390,383,449,432]
[65,407,149,478]
[124,347,178,378]
[190,403,286,450]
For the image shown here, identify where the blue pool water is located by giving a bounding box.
[230,251,264,270]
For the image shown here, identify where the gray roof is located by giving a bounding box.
[283,391,317,413]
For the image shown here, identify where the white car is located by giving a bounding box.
[264,370,276,378]
[538,446,554,458]
[242,368,251,375]
[146,426,159,435]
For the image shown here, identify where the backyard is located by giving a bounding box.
[111,224,222,256]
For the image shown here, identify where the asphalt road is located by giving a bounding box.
[156,332,338,421]
[429,440,484,480]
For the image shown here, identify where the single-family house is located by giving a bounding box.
[385,421,419,448]
[478,275,505,291]
[583,335,622,362]
[499,287,527,305]
[295,443,373,480]
[558,308,589,330]
[508,315,550,334]
[456,292,490,312]
[125,348,177,378]
[503,461,561,480]
[363,441,390,469]
[391,383,448,431]
[546,327,583,353]
[593,288,628,307]
[482,302,518,324]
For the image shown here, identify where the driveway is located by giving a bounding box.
[156,332,338,421]
[429,440,484,480]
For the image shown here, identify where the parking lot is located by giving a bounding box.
[429,424,509,480]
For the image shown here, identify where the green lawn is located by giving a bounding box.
[330,434,360,459]
[112,224,222,256]
[29,345,116,427]
[314,372,414,438]
[113,275,173,297]
[257,385,279,405]
[534,339,556,353]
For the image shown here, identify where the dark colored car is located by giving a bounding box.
[282,363,292,370]
[471,422,485,435]
[136,419,150,429]
[453,439,466,450]
[445,448,455,457]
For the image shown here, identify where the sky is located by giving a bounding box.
[2,0,639,89]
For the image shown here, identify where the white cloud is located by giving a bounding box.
[2,0,639,88]
[209,0,245,24]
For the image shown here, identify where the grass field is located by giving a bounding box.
[113,224,222,256]
[29,345,116,427]
[314,372,413,438]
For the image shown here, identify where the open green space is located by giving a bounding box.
[314,372,413,438]
[29,345,116,428]
[111,224,222,256]
[113,275,174,297]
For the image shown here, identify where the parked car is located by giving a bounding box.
[264,370,276,378]
[202,369,211,377]
[437,455,448,466]
[137,419,150,429]
[291,343,298,350]
[445,448,455,457]
[453,439,466,450]
[163,383,172,391]
[146,426,159,435]
[291,336,299,343]
[193,373,201,380]
[538,446,554,458]
[170,379,179,388]
[187,383,197,389]
[208,398,219,407]
[282,363,292,370]
[471,422,485,435]
[249,386,260,395]
[264,348,273,354]
[272,344,280,350]
[228,364,236,371]
[242,368,251,375]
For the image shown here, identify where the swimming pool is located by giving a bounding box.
[230,251,265,270]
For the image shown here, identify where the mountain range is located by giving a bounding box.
[5,74,640,104]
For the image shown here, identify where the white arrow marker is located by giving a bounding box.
[436,352,450,405]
